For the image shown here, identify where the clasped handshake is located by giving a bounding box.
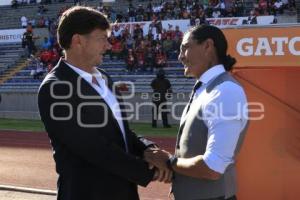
[144,147,173,183]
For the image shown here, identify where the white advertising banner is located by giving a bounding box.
[0,29,26,44]
[111,20,190,37]
[0,0,11,6]
[112,16,275,36]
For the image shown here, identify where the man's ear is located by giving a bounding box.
[204,38,219,65]
[204,38,214,51]
[71,34,82,49]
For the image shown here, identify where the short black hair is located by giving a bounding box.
[57,6,110,50]
[189,25,236,71]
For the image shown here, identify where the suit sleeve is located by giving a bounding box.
[38,80,154,187]
[126,129,156,158]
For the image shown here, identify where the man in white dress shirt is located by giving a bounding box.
[38,6,171,200]
[144,25,249,200]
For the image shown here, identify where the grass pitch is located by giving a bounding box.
[0,118,177,137]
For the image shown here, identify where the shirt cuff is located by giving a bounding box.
[202,150,232,174]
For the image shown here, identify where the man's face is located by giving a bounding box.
[178,32,208,78]
[81,29,111,67]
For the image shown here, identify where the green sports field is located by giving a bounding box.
[0,118,177,137]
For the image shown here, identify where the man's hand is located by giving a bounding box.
[145,147,173,183]
[153,168,173,183]
[144,146,159,170]
[144,148,172,169]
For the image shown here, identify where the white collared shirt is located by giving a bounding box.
[181,64,248,173]
[65,61,128,152]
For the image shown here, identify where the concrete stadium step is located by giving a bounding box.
[276,12,297,24]
[0,58,29,85]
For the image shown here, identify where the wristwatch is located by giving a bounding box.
[166,155,178,171]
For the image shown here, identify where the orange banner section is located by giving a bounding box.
[223,26,300,67]
[232,67,300,200]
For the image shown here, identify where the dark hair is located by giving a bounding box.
[189,25,236,71]
[57,6,110,50]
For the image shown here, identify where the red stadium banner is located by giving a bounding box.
[207,16,274,27]
[223,25,300,67]
[111,17,275,38]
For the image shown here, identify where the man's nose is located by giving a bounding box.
[106,40,112,50]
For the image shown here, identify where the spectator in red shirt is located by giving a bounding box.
[166,24,175,39]
[40,49,52,65]
[258,0,268,14]
[126,49,136,72]
[50,48,60,66]
[174,26,183,41]
[110,36,124,60]
[155,49,167,69]
[160,29,168,41]
[135,43,146,71]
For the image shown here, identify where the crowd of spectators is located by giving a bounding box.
[255,0,296,16]
[22,21,61,79]
[106,22,183,72]
[14,0,296,79]
[15,0,297,31]
[20,15,54,29]
[124,0,246,22]
[12,0,297,22]
[21,2,184,77]
[12,0,66,8]
[19,3,68,79]
[97,0,248,25]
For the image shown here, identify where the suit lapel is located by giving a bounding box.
[56,60,126,139]
[97,69,132,151]
[55,60,105,102]
[96,68,130,132]
[102,74,131,152]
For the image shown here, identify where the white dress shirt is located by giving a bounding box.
[65,61,128,152]
[181,64,248,174]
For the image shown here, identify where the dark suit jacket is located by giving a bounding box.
[38,59,155,200]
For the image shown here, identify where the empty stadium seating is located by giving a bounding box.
[0,43,26,82]
[0,43,23,70]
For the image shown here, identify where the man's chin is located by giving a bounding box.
[184,68,191,77]
[184,68,196,78]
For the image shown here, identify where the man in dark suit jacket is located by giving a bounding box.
[38,6,171,200]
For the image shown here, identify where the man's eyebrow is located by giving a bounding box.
[181,43,190,48]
